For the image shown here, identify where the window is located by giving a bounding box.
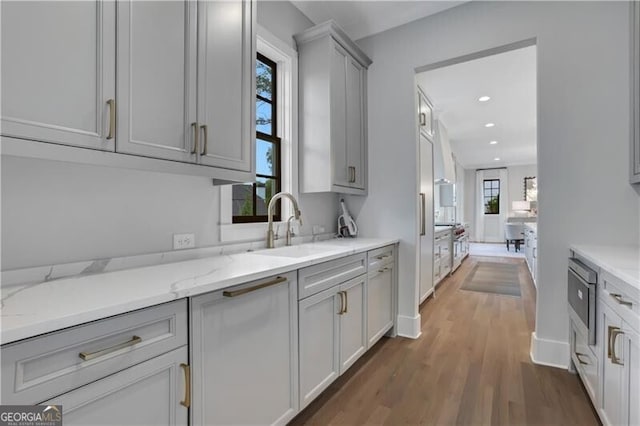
[483,179,500,214]
[232,53,281,223]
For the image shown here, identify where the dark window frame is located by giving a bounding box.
[483,179,500,215]
[233,53,282,223]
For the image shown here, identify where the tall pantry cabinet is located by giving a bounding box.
[295,21,372,195]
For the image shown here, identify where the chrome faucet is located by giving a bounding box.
[267,192,302,248]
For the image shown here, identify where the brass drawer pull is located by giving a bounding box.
[378,267,390,273]
[223,276,287,297]
[79,335,141,361]
[337,291,346,315]
[180,363,191,408]
[106,99,116,140]
[610,293,633,307]
[376,254,392,260]
[348,166,356,183]
[200,124,208,156]
[191,122,199,154]
[419,112,426,126]
[575,352,590,365]
[610,328,624,365]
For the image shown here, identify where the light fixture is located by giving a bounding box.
[485,123,495,128]
[494,157,500,161]
[489,140,498,145]
[478,96,491,102]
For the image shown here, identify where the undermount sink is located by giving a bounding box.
[253,244,340,258]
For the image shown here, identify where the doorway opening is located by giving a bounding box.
[415,40,539,311]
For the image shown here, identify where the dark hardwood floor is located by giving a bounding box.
[289,256,600,425]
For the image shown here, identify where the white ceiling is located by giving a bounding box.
[290,1,466,41]
[417,46,537,169]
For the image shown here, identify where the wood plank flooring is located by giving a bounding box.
[289,256,600,425]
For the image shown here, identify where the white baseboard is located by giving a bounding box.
[396,314,421,339]
[530,332,570,369]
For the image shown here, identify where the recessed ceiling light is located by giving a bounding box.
[478,96,491,102]
[489,140,498,145]
[494,157,501,161]
[485,123,495,128]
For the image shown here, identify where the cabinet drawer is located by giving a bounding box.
[600,271,640,331]
[367,245,395,270]
[298,253,366,300]
[1,300,187,405]
[571,319,599,405]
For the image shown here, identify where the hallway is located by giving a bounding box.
[290,256,599,425]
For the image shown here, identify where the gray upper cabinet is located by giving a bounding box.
[197,0,255,173]
[1,1,116,151]
[296,21,371,195]
[116,1,198,162]
[1,0,255,183]
[117,0,254,174]
[631,1,640,184]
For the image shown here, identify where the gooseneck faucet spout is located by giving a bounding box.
[267,192,302,248]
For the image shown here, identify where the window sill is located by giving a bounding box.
[220,220,293,243]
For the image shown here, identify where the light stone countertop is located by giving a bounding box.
[571,245,640,292]
[0,237,398,345]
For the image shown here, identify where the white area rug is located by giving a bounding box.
[469,242,525,258]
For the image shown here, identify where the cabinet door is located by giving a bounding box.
[330,42,349,188]
[116,0,197,162]
[418,89,434,140]
[299,286,340,409]
[197,0,254,172]
[43,347,188,426]
[600,301,625,426]
[368,266,394,347]
[190,273,298,426]
[622,323,640,426]
[1,1,115,150]
[345,56,365,189]
[339,275,367,373]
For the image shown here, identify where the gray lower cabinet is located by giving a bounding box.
[190,272,299,426]
[44,347,188,426]
[298,272,367,410]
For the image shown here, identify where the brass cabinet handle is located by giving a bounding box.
[420,193,426,236]
[223,276,287,297]
[337,291,345,315]
[610,293,633,307]
[200,124,208,156]
[180,363,191,408]
[106,99,116,140]
[575,352,590,365]
[610,328,624,365]
[191,122,199,154]
[348,166,356,183]
[419,112,426,126]
[344,289,348,314]
[378,267,390,273]
[376,254,392,260]
[79,335,141,361]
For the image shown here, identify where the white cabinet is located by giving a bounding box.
[197,0,254,172]
[631,0,640,184]
[418,87,435,140]
[190,272,298,426]
[2,0,255,183]
[44,347,188,426]
[1,1,116,150]
[296,20,371,195]
[434,229,452,286]
[116,0,197,162]
[298,275,367,409]
[621,324,640,426]
[525,227,537,285]
[600,300,627,426]
[367,245,396,346]
[117,0,254,173]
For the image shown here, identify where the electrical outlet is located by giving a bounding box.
[173,233,195,250]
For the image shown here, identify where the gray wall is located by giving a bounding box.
[354,1,639,361]
[0,1,335,270]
